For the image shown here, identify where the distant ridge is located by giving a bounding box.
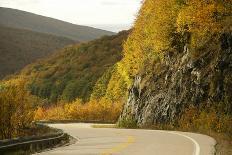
[0,25,76,79]
[0,7,115,42]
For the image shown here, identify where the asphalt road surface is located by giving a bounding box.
[37,123,216,155]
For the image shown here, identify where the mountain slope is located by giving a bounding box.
[0,25,76,79]
[117,0,231,135]
[0,7,115,42]
[16,31,129,103]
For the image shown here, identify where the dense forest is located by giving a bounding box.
[0,1,231,152]
[18,31,128,103]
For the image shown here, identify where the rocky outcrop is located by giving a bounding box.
[120,33,232,126]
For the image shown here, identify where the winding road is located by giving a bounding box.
[37,123,216,155]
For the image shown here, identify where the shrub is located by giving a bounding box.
[34,98,123,123]
[117,117,138,129]
[0,79,35,139]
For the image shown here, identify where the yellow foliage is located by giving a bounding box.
[177,0,231,48]
[0,78,35,139]
[105,65,128,102]
[121,0,181,78]
[118,0,231,81]
[34,98,123,122]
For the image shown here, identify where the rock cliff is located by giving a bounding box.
[120,32,232,126]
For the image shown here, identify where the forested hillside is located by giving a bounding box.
[0,31,128,139]
[0,7,115,41]
[0,25,76,79]
[16,31,129,103]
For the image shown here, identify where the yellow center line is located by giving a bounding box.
[100,135,136,155]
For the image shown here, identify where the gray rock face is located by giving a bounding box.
[120,33,232,126]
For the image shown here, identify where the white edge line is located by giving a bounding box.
[158,131,200,155]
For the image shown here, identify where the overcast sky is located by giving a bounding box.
[0,0,142,32]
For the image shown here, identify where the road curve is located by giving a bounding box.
[36,123,216,155]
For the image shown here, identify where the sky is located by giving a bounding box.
[0,0,143,32]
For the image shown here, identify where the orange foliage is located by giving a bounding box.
[34,98,123,122]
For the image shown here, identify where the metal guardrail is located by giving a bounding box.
[0,125,70,155]
[0,121,112,154]
[0,133,65,149]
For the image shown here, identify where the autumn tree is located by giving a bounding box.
[0,78,35,139]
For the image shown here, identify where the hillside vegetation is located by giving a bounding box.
[0,7,115,41]
[119,0,231,81]
[0,31,128,139]
[0,25,76,79]
[17,31,129,103]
